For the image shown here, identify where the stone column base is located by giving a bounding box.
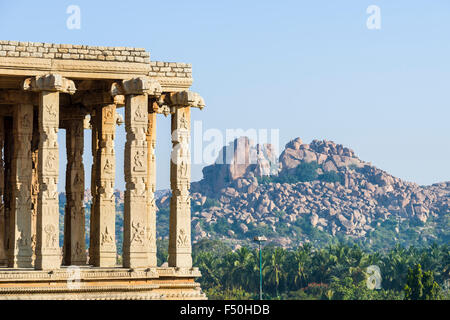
[0,267,206,300]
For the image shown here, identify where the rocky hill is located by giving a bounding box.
[157,137,450,250]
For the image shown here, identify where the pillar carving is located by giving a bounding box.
[8,104,34,268]
[35,91,60,269]
[167,91,204,268]
[91,104,117,267]
[89,110,98,266]
[63,114,86,265]
[168,91,205,268]
[31,112,39,265]
[3,117,13,264]
[23,74,76,270]
[123,94,149,268]
[0,118,6,265]
[120,77,160,268]
[168,106,191,268]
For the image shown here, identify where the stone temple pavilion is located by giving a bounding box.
[0,40,206,299]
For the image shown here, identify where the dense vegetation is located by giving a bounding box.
[258,161,344,185]
[156,240,449,300]
[58,198,449,258]
[57,198,449,300]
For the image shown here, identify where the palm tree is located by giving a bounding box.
[290,244,312,289]
[310,247,337,284]
[263,247,286,298]
[218,251,239,290]
[194,251,222,289]
[231,247,257,292]
[381,244,415,291]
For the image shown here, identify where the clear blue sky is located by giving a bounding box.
[1,1,449,191]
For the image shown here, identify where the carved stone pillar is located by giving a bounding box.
[146,111,157,267]
[23,74,76,270]
[168,91,204,268]
[123,93,148,268]
[35,92,60,270]
[89,110,98,266]
[120,77,160,268]
[168,106,192,268]
[8,104,34,268]
[3,117,13,264]
[63,114,86,265]
[110,77,160,268]
[31,111,39,265]
[0,118,6,266]
[91,104,117,267]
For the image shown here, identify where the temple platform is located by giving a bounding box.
[0,267,207,300]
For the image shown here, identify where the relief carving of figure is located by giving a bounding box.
[101,227,114,246]
[45,104,57,119]
[179,112,188,129]
[103,158,113,174]
[133,150,145,172]
[44,224,57,248]
[45,152,56,170]
[179,160,188,177]
[131,220,146,244]
[75,241,83,256]
[178,135,190,158]
[104,106,114,120]
[134,105,145,121]
[177,228,189,247]
[131,177,146,197]
[44,180,58,200]
[16,230,28,249]
[21,113,31,128]
[73,172,82,187]
[46,128,58,146]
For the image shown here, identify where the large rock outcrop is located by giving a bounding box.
[165,137,449,247]
[193,137,278,194]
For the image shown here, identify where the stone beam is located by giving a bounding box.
[73,90,124,108]
[0,90,38,106]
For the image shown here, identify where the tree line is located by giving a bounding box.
[176,240,449,300]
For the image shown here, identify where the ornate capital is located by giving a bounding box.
[170,91,205,110]
[117,77,162,96]
[23,74,76,94]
